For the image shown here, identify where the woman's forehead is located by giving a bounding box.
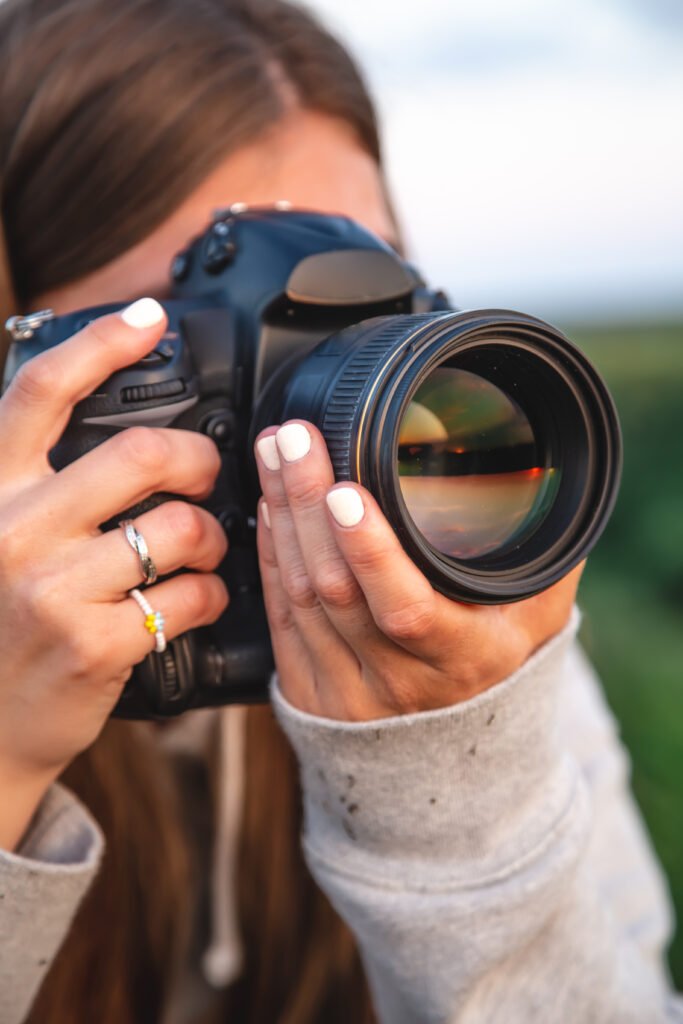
[37,111,396,315]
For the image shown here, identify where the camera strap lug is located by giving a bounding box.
[5,308,55,341]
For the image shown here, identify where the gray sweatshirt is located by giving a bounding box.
[1,609,681,1023]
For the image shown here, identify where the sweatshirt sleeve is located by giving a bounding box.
[0,782,104,1024]
[271,608,683,1024]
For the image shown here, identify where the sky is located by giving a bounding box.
[310,0,683,322]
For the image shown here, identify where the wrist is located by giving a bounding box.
[0,756,61,852]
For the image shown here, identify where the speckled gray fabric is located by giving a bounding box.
[2,608,681,1023]
[272,610,682,1024]
[0,784,103,1024]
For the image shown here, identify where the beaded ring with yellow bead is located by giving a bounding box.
[129,588,167,654]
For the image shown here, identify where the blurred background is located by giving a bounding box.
[310,0,683,982]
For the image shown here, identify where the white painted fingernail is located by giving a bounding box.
[261,501,271,528]
[120,297,165,328]
[326,487,365,527]
[276,423,311,462]
[256,435,280,471]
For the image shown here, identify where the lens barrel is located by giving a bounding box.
[277,309,621,603]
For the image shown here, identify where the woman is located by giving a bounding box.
[0,0,676,1022]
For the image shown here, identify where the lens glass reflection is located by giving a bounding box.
[397,365,560,560]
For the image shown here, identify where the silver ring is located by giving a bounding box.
[119,518,158,585]
[128,588,167,654]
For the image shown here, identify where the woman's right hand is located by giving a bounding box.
[0,299,229,850]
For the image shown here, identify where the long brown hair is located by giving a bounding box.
[0,1,380,1019]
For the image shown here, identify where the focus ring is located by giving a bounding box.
[321,314,438,479]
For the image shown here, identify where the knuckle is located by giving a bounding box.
[377,600,436,644]
[23,572,61,625]
[199,433,222,473]
[164,501,206,549]
[64,633,101,679]
[214,577,229,614]
[281,568,318,610]
[6,565,106,678]
[285,477,326,510]
[118,427,169,474]
[24,575,101,674]
[0,516,26,576]
[313,565,359,609]
[268,601,296,635]
[347,543,387,576]
[100,666,134,704]
[12,355,60,406]
[268,490,291,516]
[181,575,214,620]
[181,574,226,622]
[185,429,221,468]
[209,522,229,566]
[258,541,279,571]
[181,434,222,494]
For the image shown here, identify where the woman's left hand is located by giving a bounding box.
[255,421,583,721]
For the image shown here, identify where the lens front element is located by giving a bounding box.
[398,366,561,561]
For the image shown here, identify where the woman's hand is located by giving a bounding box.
[255,420,583,721]
[0,300,228,849]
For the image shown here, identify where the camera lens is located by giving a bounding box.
[273,309,621,603]
[397,364,561,561]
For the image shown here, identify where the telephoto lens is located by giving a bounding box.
[274,308,621,603]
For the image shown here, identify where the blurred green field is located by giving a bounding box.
[563,320,683,984]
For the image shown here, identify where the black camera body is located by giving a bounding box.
[5,209,450,717]
[4,207,621,719]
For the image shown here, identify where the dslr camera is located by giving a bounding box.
[3,207,621,718]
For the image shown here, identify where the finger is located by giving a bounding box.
[324,482,455,663]
[255,499,317,711]
[272,421,391,660]
[254,427,359,681]
[38,426,221,531]
[0,299,168,476]
[258,499,373,720]
[77,501,228,597]
[114,571,229,667]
